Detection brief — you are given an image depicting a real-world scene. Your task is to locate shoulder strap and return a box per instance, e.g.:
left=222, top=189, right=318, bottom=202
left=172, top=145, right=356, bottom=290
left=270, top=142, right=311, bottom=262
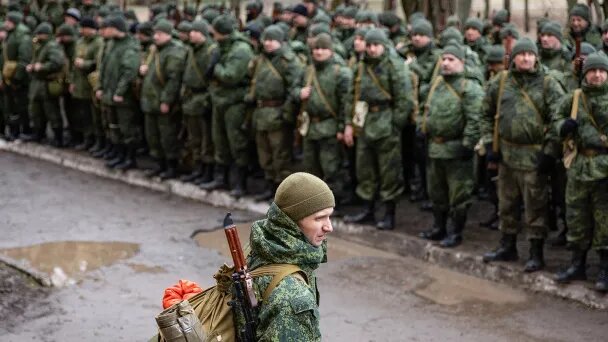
left=153, top=47, right=165, bottom=87
left=365, top=65, right=392, bottom=100
left=430, top=57, right=442, bottom=82
left=409, top=71, right=420, bottom=124
left=421, top=75, right=443, bottom=134
left=263, top=56, right=284, bottom=82
left=571, top=89, right=582, bottom=120
left=312, top=65, right=337, bottom=118
left=298, top=64, right=315, bottom=115
left=492, top=70, right=508, bottom=153
left=188, top=47, right=205, bottom=83
left=250, top=264, right=308, bottom=302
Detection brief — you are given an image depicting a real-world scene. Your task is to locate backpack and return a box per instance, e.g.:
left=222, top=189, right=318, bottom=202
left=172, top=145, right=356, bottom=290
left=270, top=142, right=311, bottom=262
left=151, top=263, right=308, bottom=342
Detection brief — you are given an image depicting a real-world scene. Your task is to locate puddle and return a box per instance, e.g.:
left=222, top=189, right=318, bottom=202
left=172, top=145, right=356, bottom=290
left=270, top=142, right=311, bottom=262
left=414, top=265, right=527, bottom=306
left=193, top=222, right=399, bottom=262
left=1, top=241, right=140, bottom=286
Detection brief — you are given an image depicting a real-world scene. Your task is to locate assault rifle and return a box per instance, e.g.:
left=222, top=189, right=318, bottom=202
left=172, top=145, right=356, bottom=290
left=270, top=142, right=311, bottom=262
left=224, top=213, right=257, bottom=342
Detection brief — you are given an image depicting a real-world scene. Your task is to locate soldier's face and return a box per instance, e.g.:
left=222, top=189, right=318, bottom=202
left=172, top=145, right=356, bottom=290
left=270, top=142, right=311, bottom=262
left=464, top=28, right=481, bottom=43
left=585, top=68, right=608, bottom=86
left=80, top=27, right=96, bottom=37
left=540, top=33, right=561, bottom=50
left=189, top=31, right=206, bottom=44
left=3, top=21, right=15, bottom=31
left=441, top=54, right=464, bottom=75
left=411, top=34, right=431, bottom=48
left=312, top=47, right=332, bottom=62
left=354, top=36, right=366, bottom=53
left=513, top=51, right=536, bottom=71
left=0, top=31, right=6, bottom=41
left=297, top=207, right=334, bottom=247
left=602, top=30, right=608, bottom=44
left=263, top=39, right=281, bottom=53
left=366, top=43, right=385, bottom=58
left=570, top=16, right=588, bottom=33
left=343, top=18, right=356, bottom=28
left=65, top=16, right=78, bottom=26
left=294, top=14, right=308, bottom=28
left=153, top=31, right=172, bottom=45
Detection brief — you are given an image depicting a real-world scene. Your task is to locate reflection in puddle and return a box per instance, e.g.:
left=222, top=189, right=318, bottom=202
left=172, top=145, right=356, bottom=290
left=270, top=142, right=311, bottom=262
left=0, top=241, right=140, bottom=286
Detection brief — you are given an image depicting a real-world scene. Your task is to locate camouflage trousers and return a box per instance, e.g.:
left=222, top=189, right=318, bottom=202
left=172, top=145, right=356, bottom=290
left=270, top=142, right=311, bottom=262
left=565, top=177, right=608, bottom=250
left=29, top=96, right=61, bottom=132
left=3, top=87, right=28, bottom=130
left=212, top=101, right=249, bottom=167
left=184, top=114, right=214, bottom=165
left=427, top=157, right=475, bottom=219
left=107, top=105, right=142, bottom=147
left=303, top=136, right=345, bottom=199
left=256, top=127, right=291, bottom=184
left=145, top=111, right=178, bottom=160
left=497, top=164, right=549, bottom=240
left=355, top=134, right=404, bottom=202
left=92, top=100, right=106, bottom=139
left=70, top=98, right=94, bottom=138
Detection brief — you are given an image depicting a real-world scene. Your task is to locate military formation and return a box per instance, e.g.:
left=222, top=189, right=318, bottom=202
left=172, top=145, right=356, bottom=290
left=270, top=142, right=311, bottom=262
left=0, top=0, right=607, bottom=292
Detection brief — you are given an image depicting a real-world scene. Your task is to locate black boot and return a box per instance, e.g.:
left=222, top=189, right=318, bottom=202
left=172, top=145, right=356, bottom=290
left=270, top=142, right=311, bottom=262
left=20, top=130, right=42, bottom=143
left=194, top=163, right=214, bottom=185
left=253, top=179, right=275, bottom=202
left=419, top=210, right=448, bottom=241
left=483, top=233, right=519, bottom=262
left=595, top=250, right=608, bottom=293
left=144, top=159, right=166, bottom=178
left=343, top=200, right=375, bottom=224
left=92, top=141, right=111, bottom=158
left=229, top=167, right=248, bottom=198
left=440, top=213, right=466, bottom=248
left=114, top=144, right=137, bottom=170
left=419, top=200, right=433, bottom=212
left=180, top=162, right=204, bottom=182
left=49, top=128, right=64, bottom=148
left=555, top=248, right=587, bottom=283
left=524, top=239, right=545, bottom=272
left=106, top=144, right=125, bottom=168
left=200, top=165, right=228, bottom=190
left=376, top=201, right=396, bottom=230
left=75, top=135, right=94, bottom=151
left=550, top=228, right=568, bottom=247
left=6, top=125, right=20, bottom=141
left=159, top=159, right=178, bottom=180
left=88, top=137, right=105, bottom=154
left=102, top=143, right=117, bottom=160
left=479, top=212, right=498, bottom=229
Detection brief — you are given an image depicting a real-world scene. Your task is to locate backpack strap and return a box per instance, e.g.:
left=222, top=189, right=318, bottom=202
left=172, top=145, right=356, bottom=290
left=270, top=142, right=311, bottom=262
left=250, top=264, right=308, bottom=302
left=311, top=65, right=338, bottom=118
left=570, top=89, right=582, bottom=120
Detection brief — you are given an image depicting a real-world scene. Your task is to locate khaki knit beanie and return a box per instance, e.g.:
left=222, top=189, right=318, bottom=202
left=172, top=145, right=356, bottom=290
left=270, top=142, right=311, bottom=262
left=274, top=172, right=335, bottom=222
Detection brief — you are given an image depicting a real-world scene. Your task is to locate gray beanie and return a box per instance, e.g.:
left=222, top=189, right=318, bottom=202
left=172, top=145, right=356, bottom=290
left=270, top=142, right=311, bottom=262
left=411, top=19, right=433, bottom=37
left=261, top=24, right=284, bottom=42
left=511, top=37, right=538, bottom=57
left=583, top=52, right=608, bottom=75
left=570, top=3, right=591, bottom=23
left=364, top=27, right=389, bottom=46
left=539, top=21, right=562, bottom=40
left=485, top=45, right=505, bottom=63
left=6, top=11, right=23, bottom=25
left=34, top=22, right=53, bottom=35
left=212, top=14, right=234, bottom=35
left=153, top=19, right=173, bottom=35
left=442, top=43, right=465, bottom=61
left=191, top=20, right=209, bottom=36
left=464, top=17, right=483, bottom=33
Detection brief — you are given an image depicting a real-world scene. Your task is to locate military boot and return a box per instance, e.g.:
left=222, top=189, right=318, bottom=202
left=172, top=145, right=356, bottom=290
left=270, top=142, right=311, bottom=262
left=555, top=248, right=587, bottom=283
left=199, top=165, right=228, bottom=190
left=343, top=200, right=375, bottom=224
left=194, top=163, right=214, bottom=185
left=114, top=144, right=137, bottom=170
left=88, top=137, right=106, bottom=154
left=180, top=162, right=204, bottom=183
left=159, top=159, right=178, bottom=180
left=75, top=135, right=94, bottom=151
left=144, top=159, right=166, bottom=178
left=106, top=144, right=126, bottom=168
left=6, top=125, right=20, bottom=141
left=49, top=128, right=64, bottom=148
left=229, top=167, right=248, bottom=198
left=20, top=130, right=42, bottom=143
left=102, top=143, right=118, bottom=160
left=523, top=239, right=545, bottom=272
left=550, top=228, right=568, bottom=247
left=483, top=233, right=519, bottom=262
left=595, top=250, right=608, bottom=293
left=92, top=141, right=111, bottom=158
left=440, top=213, right=466, bottom=248
left=419, top=209, right=448, bottom=241
left=253, top=179, right=275, bottom=202
left=376, top=201, right=396, bottom=230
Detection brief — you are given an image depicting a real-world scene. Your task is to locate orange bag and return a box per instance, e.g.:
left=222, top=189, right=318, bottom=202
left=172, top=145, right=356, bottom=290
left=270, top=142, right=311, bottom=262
left=162, top=279, right=203, bottom=309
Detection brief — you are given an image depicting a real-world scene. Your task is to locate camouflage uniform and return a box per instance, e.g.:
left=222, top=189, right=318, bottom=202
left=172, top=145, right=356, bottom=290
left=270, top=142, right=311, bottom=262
left=38, top=0, right=65, bottom=30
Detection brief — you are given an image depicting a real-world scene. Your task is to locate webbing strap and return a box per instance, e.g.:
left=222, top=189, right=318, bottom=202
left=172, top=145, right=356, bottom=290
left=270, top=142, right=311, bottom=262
left=492, top=70, right=508, bottom=153
left=250, top=264, right=308, bottom=302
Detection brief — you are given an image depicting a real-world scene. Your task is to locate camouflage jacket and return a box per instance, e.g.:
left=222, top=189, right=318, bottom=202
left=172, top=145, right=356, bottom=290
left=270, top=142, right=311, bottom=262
left=248, top=46, right=303, bottom=131
left=539, top=47, right=571, bottom=72
left=99, top=35, right=139, bottom=107
left=3, top=23, right=32, bottom=87
left=38, top=2, right=65, bottom=29
left=210, top=32, right=254, bottom=107
left=298, top=56, right=353, bottom=139
left=28, top=38, right=64, bottom=98
left=481, top=65, right=565, bottom=171
left=141, top=39, right=186, bottom=113
left=355, top=52, right=415, bottom=141
left=422, top=72, right=483, bottom=159
left=564, top=26, right=602, bottom=52
left=79, top=3, right=99, bottom=18
left=466, top=37, right=490, bottom=64
left=403, top=43, right=441, bottom=103
left=243, top=202, right=325, bottom=342
left=555, top=82, right=608, bottom=181
left=181, top=40, right=218, bottom=116
left=69, top=35, right=103, bottom=99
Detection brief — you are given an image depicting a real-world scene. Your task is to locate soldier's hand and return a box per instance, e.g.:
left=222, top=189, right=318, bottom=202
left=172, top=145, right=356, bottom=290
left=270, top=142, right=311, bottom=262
left=139, top=64, right=148, bottom=76
left=336, top=132, right=344, bottom=142
left=74, top=58, right=84, bottom=68
left=300, top=86, right=311, bottom=100
left=69, top=84, right=75, bottom=94
left=95, top=90, right=103, bottom=100
left=559, top=118, right=578, bottom=138
left=160, top=103, right=170, bottom=114
left=26, top=64, right=34, bottom=72
left=343, top=125, right=354, bottom=147
left=33, top=63, right=42, bottom=72
left=113, top=95, right=124, bottom=103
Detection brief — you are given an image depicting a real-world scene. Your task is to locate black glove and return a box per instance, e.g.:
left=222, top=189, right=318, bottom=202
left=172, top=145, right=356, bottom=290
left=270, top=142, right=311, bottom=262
left=485, top=143, right=501, bottom=163
left=559, top=118, right=578, bottom=138
left=537, top=153, right=556, bottom=175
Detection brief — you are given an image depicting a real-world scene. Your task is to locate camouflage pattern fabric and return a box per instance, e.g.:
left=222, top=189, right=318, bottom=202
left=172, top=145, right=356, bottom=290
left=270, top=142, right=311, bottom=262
left=565, top=177, right=608, bottom=250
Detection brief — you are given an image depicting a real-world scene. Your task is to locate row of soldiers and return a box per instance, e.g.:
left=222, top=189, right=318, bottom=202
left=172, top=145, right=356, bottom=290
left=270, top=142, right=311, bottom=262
left=0, top=0, right=606, bottom=291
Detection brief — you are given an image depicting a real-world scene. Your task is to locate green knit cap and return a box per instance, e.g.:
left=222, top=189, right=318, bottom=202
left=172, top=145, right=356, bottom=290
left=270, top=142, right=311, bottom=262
left=579, top=42, right=596, bottom=57
left=439, top=27, right=463, bottom=47
left=539, top=21, right=562, bottom=40
left=485, top=45, right=505, bottom=63
left=153, top=19, right=173, bottom=35
left=583, top=52, right=608, bottom=75
left=570, top=3, right=590, bottom=22
left=442, top=42, right=465, bottom=61
left=274, top=172, right=335, bottom=222
left=512, top=37, right=538, bottom=57
left=191, top=20, right=209, bottom=36
left=308, top=22, right=330, bottom=37
left=493, top=9, right=509, bottom=26
left=6, top=11, right=23, bottom=25
left=312, top=32, right=333, bottom=50
left=34, top=22, right=53, bottom=35
left=261, top=24, right=284, bottom=42
left=364, top=27, right=389, bottom=45
left=177, top=20, right=192, bottom=33
left=464, top=17, right=483, bottom=33
left=212, top=14, right=234, bottom=35
left=499, top=23, right=519, bottom=39
left=411, top=19, right=433, bottom=37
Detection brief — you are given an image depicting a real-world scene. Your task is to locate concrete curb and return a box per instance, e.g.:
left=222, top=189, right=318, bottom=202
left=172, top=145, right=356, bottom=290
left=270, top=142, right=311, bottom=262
left=1, top=139, right=606, bottom=309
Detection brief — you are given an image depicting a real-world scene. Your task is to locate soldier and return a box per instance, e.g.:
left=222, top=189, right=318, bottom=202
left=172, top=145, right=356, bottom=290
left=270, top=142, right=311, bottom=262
left=538, top=21, right=570, bottom=71
left=56, top=23, right=80, bottom=146
left=355, top=10, right=378, bottom=28
left=484, top=45, right=505, bottom=81
left=560, top=42, right=596, bottom=92
left=343, top=28, right=414, bottom=230
left=243, top=172, right=334, bottom=341
left=89, top=19, right=113, bottom=158
left=489, top=9, right=509, bottom=45
left=79, top=0, right=99, bottom=19
left=68, top=17, right=103, bottom=151
left=64, top=8, right=81, bottom=28
left=378, top=11, right=408, bottom=51
left=335, top=6, right=357, bottom=46
left=2, top=11, right=32, bottom=141
left=289, top=5, right=309, bottom=44
left=418, top=44, right=483, bottom=248
left=38, top=0, right=65, bottom=30
left=245, top=0, right=272, bottom=28
left=298, top=33, right=352, bottom=205
left=97, top=16, right=141, bottom=170
left=179, top=20, right=218, bottom=185
left=553, top=52, right=608, bottom=292
left=481, top=38, right=565, bottom=272
left=199, top=15, right=254, bottom=197
left=565, top=3, right=601, bottom=51
left=176, top=21, right=192, bottom=45
left=140, top=19, right=185, bottom=178
left=24, top=22, right=65, bottom=146
left=246, top=25, right=302, bottom=201
left=464, top=17, right=490, bottom=64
